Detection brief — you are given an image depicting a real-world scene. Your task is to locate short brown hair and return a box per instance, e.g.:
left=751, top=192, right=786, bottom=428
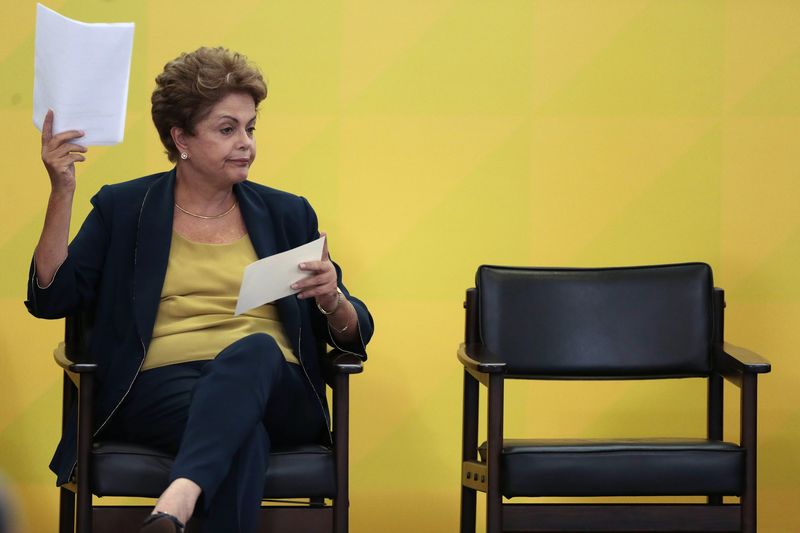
left=151, top=47, right=268, bottom=162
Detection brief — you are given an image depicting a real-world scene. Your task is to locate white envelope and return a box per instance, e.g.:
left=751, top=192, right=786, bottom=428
left=235, top=236, right=326, bottom=316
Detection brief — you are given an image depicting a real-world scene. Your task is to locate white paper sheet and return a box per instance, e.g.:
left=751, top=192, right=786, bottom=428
left=235, top=236, right=327, bottom=316
left=33, top=4, right=135, bottom=146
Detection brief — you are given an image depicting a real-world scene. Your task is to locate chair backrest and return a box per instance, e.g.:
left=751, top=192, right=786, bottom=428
left=476, top=263, right=714, bottom=378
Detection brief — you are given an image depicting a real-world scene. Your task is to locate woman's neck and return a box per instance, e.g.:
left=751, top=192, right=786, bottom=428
left=174, top=166, right=236, bottom=215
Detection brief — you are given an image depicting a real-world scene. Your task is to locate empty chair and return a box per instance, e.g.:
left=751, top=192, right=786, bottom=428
left=458, top=263, right=770, bottom=533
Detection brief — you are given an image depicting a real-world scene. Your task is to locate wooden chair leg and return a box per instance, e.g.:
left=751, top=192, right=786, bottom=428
left=76, top=371, right=95, bottom=533
left=333, top=373, right=350, bottom=533
left=486, top=375, right=503, bottom=533
left=460, top=370, right=479, bottom=533
left=460, top=487, right=477, bottom=533
left=708, top=294, right=725, bottom=507
left=333, top=498, right=346, bottom=533
left=59, top=487, right=75, bottom=533
left=706, top=373, right=724, bottom=507
left=60, top=373, right=77, bottom=533
left=741, top=374, right=758, bottom=533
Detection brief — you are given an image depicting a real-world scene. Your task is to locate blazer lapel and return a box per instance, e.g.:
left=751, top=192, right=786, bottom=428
left=236, top=182, right=278, bottom=260
left=132, top=170, right=175, bottom=350
left=236, top=182, right=302, bottom=350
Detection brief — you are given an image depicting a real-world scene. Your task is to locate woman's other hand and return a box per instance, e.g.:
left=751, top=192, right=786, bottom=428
left=293, top=232, right=359, bottom=341
left=293, top=232, right=338, bottom=305
left=41, top=109, right=87, bottom=192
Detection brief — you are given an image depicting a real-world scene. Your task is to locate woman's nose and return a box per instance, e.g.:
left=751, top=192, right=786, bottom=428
left=237, top=129, right=253, bottom=148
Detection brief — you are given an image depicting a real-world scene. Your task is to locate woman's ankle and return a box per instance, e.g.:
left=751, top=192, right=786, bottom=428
left=152, top=477, right=201, bottom=524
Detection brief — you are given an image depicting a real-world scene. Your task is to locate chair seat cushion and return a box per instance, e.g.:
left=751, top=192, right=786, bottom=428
left=90, top=441, right=336, bottom=499
left=478, top=438, right=743, bottom=498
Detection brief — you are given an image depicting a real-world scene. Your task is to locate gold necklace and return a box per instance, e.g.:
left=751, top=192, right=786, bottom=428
left=174, top=200, right=238, bottom=219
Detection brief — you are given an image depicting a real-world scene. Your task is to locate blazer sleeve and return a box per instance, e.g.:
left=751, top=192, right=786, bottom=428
left=25, top=186, right=112, bottom=319
left=301, top=197, right=374, bottom=359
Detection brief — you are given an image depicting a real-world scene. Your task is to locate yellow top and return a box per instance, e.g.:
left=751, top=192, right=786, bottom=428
left=142, top=231, right=299, bottom=371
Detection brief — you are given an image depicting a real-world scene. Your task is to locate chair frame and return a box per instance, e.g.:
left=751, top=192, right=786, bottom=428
left=56, top=312, right=363, bottom=533
left=458, top=286, right=771, bottom=533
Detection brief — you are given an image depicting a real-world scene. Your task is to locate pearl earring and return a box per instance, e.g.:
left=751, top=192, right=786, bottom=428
left=180, top=152, right=189, bottom=160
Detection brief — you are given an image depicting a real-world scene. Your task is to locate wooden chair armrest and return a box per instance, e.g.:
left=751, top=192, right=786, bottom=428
left=54, top=341, right=71, bottom=370
left=716, top=342, right=771, bottom=375
left=321, top=350, right=364, bottom=387
left=54, top=340, right=97, bottom=373
left=457, top=343, right=506, bottom=375
left=54, top=342, right=80, bottom=386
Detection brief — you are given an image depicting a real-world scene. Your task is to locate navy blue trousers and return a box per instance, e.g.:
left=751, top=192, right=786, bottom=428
left=102, top=333, right=328, bottom=532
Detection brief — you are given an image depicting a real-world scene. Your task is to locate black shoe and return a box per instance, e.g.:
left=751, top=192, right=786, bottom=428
left=140, top=511, right=185, bottom=533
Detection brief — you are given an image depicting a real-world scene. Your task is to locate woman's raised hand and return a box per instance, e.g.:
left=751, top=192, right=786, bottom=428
left=41, top=109, right=87, bottom=192
left=34, top=110, right=86, bottom=285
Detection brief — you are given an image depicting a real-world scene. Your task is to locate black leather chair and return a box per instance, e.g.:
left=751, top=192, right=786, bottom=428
left=458, top=263, right=771, bottom=533
left=55, top=311, right=363, bottom=533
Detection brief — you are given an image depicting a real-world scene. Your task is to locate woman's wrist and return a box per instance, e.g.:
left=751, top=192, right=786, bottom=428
left=315, top=289, right=356, bottom=337
left=327, top=299, right=355, bottom=335
left=48, top=186, right=76, bottom=203
left=316, top=288, right=342, bottom=315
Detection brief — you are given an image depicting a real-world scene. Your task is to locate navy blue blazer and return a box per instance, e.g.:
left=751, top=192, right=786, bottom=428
left=25, top=168, right=373, bottom=486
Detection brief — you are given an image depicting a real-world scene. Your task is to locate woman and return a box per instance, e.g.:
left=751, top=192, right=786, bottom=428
left=26, top=47, right=373, bottom=532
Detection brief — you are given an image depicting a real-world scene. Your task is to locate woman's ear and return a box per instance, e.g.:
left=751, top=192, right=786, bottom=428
left=171, top=126, right=189, bottom=154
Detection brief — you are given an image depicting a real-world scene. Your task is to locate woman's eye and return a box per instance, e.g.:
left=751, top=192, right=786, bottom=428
left=247, top=126, right=256, bottom=135
left=220, top=127, right=233, bottom=135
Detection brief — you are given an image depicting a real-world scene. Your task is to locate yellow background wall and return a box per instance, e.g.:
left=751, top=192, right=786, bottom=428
left=1, top=1, right=799, bottom=531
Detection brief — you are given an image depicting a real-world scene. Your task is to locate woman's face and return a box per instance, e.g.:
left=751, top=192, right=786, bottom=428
left=175, top=91, right=257, bottom=186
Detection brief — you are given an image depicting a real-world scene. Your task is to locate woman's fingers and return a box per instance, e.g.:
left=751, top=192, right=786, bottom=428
left=296, top=268, right=334, bottom=287
left=40, top=110, right=86, bottom=190
left=320, top=231, right=330, bottom=261
left=41, top=121, right=86, bottom=166
left=296, top=279, right=337, bottom=299
left=293, top=234, right=336, bottom=299
left=49, top=130, right=86, bottom=148
left=41, top=109, right=54, bottom=143
left=43, top=146, right=87, bottom=171
left=57, top=142, right=88, bottom=154
left=296, top=285, right=335, bottom=300
left=44, top=144, right=87, bottom=166
left=298, top=260, right=329, bottom=273
left=293, top=263, right=336, bottom=299
left=41, top=110, right=85, bottom=152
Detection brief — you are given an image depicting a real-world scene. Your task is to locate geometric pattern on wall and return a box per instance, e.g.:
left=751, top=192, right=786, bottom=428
left=1, top=1, right=799, bottom=531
